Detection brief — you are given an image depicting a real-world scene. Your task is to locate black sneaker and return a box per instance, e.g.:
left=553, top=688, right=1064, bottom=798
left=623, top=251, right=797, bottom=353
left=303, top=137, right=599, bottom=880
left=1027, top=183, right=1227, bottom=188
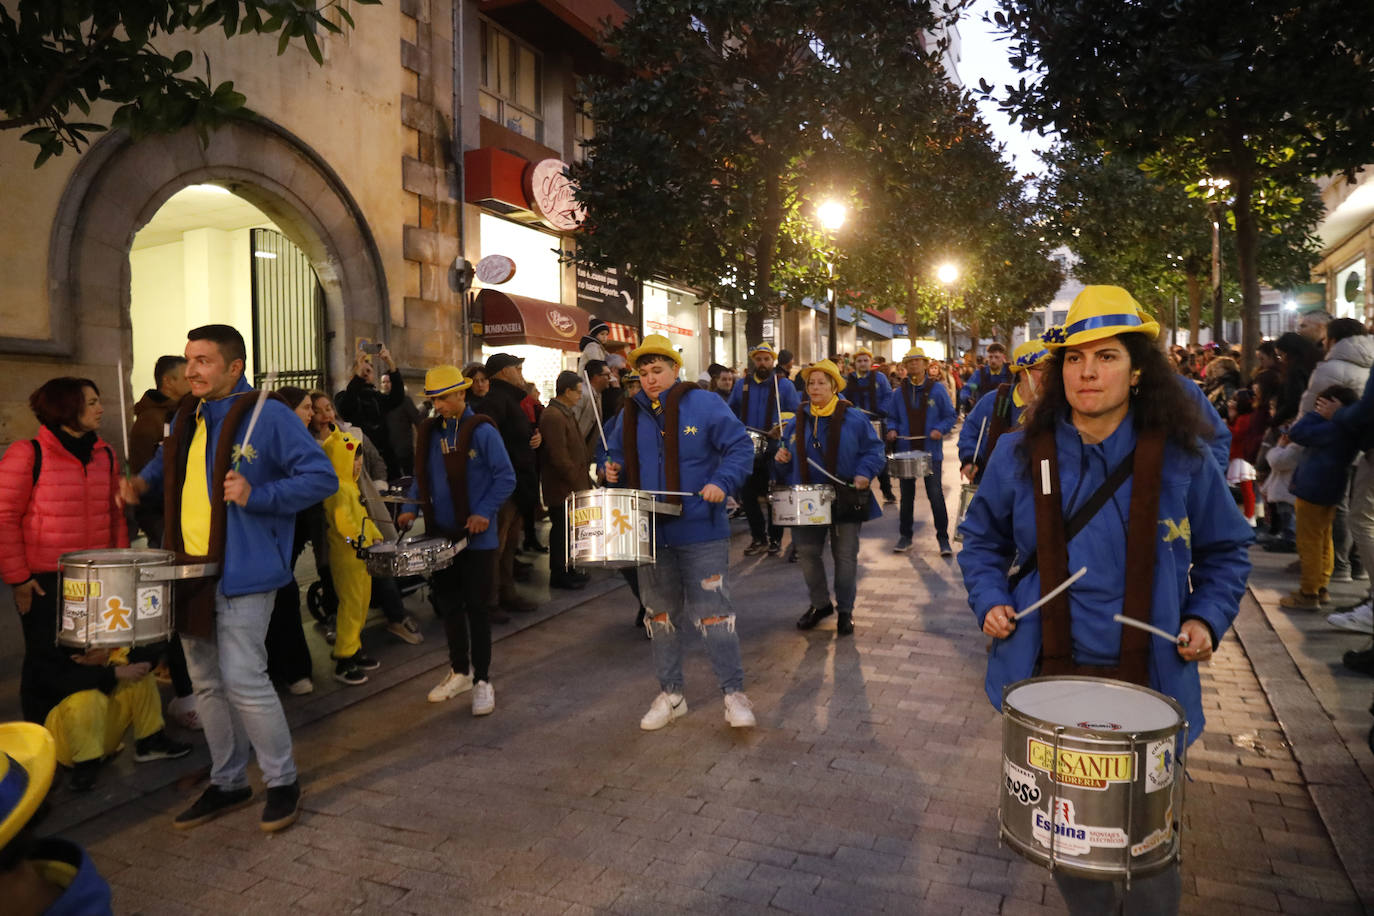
left=260, top=781, right=301, bottom=833
left=766, top=540, right=782, bottom=557
left=743, top=539, right=768, bottom=557
left=173, top=785, right=253, bottom=830
left=134, top=730, right=193, bottom=763
left=893, top=536, right=913, bottom=553
left=70, top=759, right=100, bottom=792
left=836, top=612, right=854, bottom=636
left=1343, top=646, right=1374, bottom=676
left=350, top=652, right=381, bottom=671
left=796, top=605, right=834, bottom=630
left=938, top=539, right=954, bottom=557
left=333, top=659, right=368, bottom=686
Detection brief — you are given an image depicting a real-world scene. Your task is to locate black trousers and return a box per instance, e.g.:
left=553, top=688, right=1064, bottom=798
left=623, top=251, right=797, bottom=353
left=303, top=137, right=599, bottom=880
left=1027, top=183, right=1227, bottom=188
left=741, top=449, right=781, bottom=544
left=267, top=583, right=314, bottom=684
left=899, top=472, right=949, bottom=541
left=433, top=548, right=494, bottom=681
left=548, top=499, right=570, bottom=578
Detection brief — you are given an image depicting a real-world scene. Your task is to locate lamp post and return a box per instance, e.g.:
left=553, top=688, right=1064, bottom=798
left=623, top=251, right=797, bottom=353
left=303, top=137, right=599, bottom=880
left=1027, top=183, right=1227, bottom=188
left=937, top=262, right=959, bottom=363
left=817, top=200, right=847, bottom=360
left=1200, top=177, right=1230, bottom=344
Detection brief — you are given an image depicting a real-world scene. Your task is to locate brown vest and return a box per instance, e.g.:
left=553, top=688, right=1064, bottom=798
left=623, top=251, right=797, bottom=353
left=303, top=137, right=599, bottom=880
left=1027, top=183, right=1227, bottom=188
left=796, top=402, right=848, bottom=484
left=622, top=382, right=696, bottom=506
left=974, top=383, right=1016, bottom=478
left=736, top=373, right=779, bottom=428
left=414, top=414, right=497, bottom=539
left=1029, top=428, right=1166, bottom=685
left=161, top=392, right=264, bottom=638
left=901, top=379, right=931, bottom=443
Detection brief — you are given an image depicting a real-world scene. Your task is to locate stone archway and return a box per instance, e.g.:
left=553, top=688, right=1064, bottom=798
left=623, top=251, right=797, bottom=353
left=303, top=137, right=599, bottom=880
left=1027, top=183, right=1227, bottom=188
left=46, top=115, right=388, bottom=387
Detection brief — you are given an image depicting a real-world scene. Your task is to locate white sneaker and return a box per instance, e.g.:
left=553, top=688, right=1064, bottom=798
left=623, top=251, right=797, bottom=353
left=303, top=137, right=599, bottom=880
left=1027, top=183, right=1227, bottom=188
left=472, top=680, right=495, bottom=716
left=1327, top=601, right=1374, bottom=633
left=427, top=669, right=474, bottom=703
left=640, top=692, right=688, bottom=730
left=287, top=678, right=314, bottom=696
left=167, top=695, right=202, bottom=731
left=723, top=692, right=756, bottom=728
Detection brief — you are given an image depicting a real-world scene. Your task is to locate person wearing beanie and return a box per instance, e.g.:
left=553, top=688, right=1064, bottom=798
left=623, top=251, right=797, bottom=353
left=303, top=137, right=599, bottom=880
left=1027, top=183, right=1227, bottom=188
left=578, top=317, right=614, bottom=376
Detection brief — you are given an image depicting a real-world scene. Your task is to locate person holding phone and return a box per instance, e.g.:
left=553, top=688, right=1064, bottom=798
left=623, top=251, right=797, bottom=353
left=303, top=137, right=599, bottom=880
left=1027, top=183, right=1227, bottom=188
left=335, top=341, right=406, bottom=480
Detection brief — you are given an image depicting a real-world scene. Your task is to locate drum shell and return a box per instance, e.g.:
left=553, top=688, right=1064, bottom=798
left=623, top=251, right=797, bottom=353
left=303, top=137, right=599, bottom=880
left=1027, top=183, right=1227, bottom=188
left=769, top=484, right=834, bottom=526
left=58, top=549, right=177, bottom=649
left=747, top=430, right=767, bottom=461
left=887, top=450, right=933, bottom=478
left=953, top=483, right=977, bottom=542
left=567, top=489, right=658, bottom=568
left=364, top=537, right=460, bottom=577
left=999, top=677, right=1186, bottom=880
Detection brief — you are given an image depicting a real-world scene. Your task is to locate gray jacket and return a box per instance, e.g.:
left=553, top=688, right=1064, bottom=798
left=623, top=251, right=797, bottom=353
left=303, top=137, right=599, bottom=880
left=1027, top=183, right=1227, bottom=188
left=1300, top=335, right=1374, bottom=415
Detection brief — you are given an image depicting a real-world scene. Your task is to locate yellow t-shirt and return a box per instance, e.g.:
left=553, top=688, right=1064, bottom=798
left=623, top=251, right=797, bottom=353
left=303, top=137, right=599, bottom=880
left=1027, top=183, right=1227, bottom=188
left=180, top=411, right=212, bottom=555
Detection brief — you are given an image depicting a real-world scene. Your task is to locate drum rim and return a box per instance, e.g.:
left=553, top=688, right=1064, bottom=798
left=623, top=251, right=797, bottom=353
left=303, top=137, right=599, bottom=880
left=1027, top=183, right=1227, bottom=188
left=768, top=483, right=835, bottom=495
left=60, top=548, right=177, bottom=567
left=999, top=826, right=1180, bottom=879
left=1002, top=675, right=1187, bottom=741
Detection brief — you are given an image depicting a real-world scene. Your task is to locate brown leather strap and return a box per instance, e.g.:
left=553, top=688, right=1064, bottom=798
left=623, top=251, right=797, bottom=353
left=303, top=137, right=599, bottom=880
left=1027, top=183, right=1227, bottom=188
left=797, top=402, right=847, bottom=484
left=623, top=398, right=641, bottom=490
left=416, top=414, right=496, bottom=537
left=975, top=383, right=1016, bottom=478
left=622, top=383, right=694, bottom=504
left=903, top=379, right=930, bottom=444
left=1030, top=430, right=1072, bottom=673
left=850, top=374, right=878, bottom=412
left=1118, top=431, right=1166, bottom=684
left=738, top=375, right=778, bottom=426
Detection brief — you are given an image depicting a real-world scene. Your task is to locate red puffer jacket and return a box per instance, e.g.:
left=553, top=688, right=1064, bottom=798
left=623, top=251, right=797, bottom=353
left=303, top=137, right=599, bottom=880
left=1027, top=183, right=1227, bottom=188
left=0, top=426, right=128, bottom=584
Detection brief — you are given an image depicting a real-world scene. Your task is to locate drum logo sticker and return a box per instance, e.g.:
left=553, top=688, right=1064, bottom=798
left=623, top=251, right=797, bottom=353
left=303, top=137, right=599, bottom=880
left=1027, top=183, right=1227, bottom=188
left=1131, top=805, right=1174, bottom=857
left=610, top=509, right=633, bottom=535
left=102, top=597, right=134, bottom=632
left=1027, top=739, right=1133, bottom=790
left=573, top=506, right=603, bottom=527
left=638, top=516, right=651, bottom=543
left=62, top=579, right=101, bottom=600
left=136, top=587, right=163, bottom=621
left=1032, top=799, right=1128, bottom=855
left=1004, top=758, right=1042, bottom=806
left=1145, top=739, right=1174, bottom=793
left=1076, top=720, right=1123, bottom=731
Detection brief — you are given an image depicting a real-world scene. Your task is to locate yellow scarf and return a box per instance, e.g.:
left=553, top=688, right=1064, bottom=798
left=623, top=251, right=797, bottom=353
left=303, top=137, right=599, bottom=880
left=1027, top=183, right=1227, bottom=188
left=810, top=395, right=839, bottom=417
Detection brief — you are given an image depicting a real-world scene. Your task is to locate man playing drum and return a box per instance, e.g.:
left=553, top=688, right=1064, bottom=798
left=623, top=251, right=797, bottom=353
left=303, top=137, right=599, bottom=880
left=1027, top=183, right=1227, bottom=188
left=728, top=342, right=800, bottom=557
left=883, top=347, right=956, bottom=555
left=958, top=287, right=1252, bottom=914
left=398, top=366, right=516, bottom=716
left=844, top=348, right=896, bottom=505
left=774, top=360, right=886, bottom=635
left=122, top=324, right=337, bottom=833
left=958, top=338, right=1050, bottom=485
left=604, top=334, right=758, bottom=730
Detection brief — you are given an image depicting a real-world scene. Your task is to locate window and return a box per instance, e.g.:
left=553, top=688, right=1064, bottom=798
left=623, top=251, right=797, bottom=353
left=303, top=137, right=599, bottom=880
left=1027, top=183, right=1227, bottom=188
left=573, top=106, right=594, bottom=163
left=480, top=20, right=543, bottom=143
left=1051, top=309, right=1068, bottom=325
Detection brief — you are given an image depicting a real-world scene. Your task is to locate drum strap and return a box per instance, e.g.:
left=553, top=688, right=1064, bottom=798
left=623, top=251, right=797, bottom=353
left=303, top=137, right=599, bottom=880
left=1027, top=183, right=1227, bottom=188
left=622, top=382, right=695, bottom=506
left=974, top=384, right=1016, bottom=482
left=161, top=392, right=264, bottom=638
left=415, top=414, right=496, bottom=537
left=850, top=374, right=876, bottom=412
left=737, top=375, right=777, bottom=427
left=796, top=402, right=847, bottom=484
left=903, top=379, right=930, bottom=443
left=1031, top=428, right=1166, bottom=685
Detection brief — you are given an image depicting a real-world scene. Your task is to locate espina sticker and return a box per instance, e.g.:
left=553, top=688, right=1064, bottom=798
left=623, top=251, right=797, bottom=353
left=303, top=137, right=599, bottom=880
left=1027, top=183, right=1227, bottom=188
left=1026, top=739, right=1133, bottom=790
left=1032, top=799, right=1128, bottom=856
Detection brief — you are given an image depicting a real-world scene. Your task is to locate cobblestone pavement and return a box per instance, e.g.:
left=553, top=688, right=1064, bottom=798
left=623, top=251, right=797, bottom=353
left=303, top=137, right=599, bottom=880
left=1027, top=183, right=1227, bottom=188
left=49, top=461, right=1372, bottom=913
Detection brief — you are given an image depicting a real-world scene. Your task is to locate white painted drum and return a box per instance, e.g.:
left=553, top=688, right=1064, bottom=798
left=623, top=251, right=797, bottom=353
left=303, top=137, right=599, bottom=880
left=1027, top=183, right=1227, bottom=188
left=59, top=549, right=177, bottom=649
left=567, top=488, right=678, bottom=568
left=768, top=484, right=834, bottom=526
left=887, top=450, right=933, bottom=478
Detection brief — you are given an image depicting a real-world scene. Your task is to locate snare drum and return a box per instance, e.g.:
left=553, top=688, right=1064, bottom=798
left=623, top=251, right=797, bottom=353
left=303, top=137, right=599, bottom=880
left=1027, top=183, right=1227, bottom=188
left=747, top=430, right=767, bottom=462
left=769, top=484, right=834, bottom=526
left=363, top=537, right=461, bottom=577
left=953, top=483, right=978, bottom=541
left=567, top=488, right=680, bottom=569
left=58, top=548, right=217, bottom=649
left=887, top=449, right=933, bottom=478
left=1000, top=677, right=1187, bottom=881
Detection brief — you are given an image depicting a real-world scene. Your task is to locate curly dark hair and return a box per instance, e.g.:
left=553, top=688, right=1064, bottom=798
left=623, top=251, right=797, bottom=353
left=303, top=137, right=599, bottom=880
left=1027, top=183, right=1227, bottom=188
left=1020, top=333, right=1211, bottom=465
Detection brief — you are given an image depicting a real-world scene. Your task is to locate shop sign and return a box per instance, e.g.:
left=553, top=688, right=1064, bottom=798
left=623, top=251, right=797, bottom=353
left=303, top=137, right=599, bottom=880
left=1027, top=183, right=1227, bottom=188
left=475, top=254, right=517, bottom=285
left=575, top=262, right=637, bottom=325
left=524, top=159, right=586, bottom=232
left=647, top=318, right=695, bottom=338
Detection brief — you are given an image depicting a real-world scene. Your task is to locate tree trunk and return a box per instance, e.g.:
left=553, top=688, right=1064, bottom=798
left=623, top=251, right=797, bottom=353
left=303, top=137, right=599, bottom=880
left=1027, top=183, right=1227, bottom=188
left=746, top=168, right=785, bottom=349
left=1185, top=271, right=1202, bottom=343
left=1231, top=168, right=1262, bottom=378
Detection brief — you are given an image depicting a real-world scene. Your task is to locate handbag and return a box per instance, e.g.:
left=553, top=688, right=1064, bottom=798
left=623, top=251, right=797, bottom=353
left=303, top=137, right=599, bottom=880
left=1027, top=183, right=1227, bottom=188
left=832, top=483, right=874, bottom=524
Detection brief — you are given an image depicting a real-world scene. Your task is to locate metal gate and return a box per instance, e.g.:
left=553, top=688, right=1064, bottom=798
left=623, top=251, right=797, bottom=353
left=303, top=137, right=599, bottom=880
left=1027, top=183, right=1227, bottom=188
left=250, top=227, right=327, bottom=390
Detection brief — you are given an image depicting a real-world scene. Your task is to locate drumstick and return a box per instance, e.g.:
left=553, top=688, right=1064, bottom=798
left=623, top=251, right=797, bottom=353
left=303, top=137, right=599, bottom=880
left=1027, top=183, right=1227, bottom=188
left=582, top=370, right=609, bottom=454
left=806, top=457, right=850, bottom=487
left=1112, top=614, right=1190, bottom=646
left=971, top=417, right=989, bottom=465
left=1012, top=566, right=1088, bottom=620
left=772, top=370, right=783, bottom=431
left=639, top=489, right=697, bottom=497
left=115, top=358, right=132, bottom=475
left=895, top=433, right=927, bottom=441
left=234, top=371, right=277, bottom=471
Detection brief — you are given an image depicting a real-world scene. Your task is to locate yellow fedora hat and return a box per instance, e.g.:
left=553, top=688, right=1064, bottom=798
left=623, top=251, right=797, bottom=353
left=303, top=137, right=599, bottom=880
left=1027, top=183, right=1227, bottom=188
left=1010, top=339, right=1052, bottom=372
left=1043, top=286, right=1160, bottom=348
left=629, top=334, right=683, bottom=367
left=424, top=365, right=472, bottom=397
left=0, top=722, right=56, bottom=849
left=801, top=359, right=847, bottom=392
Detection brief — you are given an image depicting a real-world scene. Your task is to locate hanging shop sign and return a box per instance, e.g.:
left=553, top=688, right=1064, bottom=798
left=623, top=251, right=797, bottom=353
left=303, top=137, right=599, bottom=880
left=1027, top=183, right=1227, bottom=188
left=574, top=262, right=637, bottom=326
left=475, top=254, right=517, bottom=285
left=524, top=159, right=585, bottom=232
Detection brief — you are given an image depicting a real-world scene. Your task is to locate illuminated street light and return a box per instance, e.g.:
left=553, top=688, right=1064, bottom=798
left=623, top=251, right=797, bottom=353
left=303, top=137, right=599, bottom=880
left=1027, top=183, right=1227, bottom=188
left=817, top=200, right=848, bottom=358
left=817, top=200, right=847, bottom=232
left=937, top=262, right=959, bottom=285
left=936, top=263, right=959, bottom=361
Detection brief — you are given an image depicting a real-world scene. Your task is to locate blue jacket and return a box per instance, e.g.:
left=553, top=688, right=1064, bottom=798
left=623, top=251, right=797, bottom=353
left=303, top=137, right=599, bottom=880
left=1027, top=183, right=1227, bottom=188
left=139, top=377, right=338, bottom=597
left=883, top=378, right=955, bottom=461
left=605, top=387, right=754, bottom=546
left=1289, top=410, right=1360, bottom=506
left=956, top=411, right=1253, bottom=741
left=728, top=371, right=800, bottom=430
left=404, top=408, right=516, bottom=550
left=843, top=371, right=892, bottom=417
left=1332, top=368, right=1374, bottom=452
left=1178, top=375, right=1231, bottom=474
left=34, top=839, right=112, bottom=916
left=961, top=364, right=1014, bottom=406
left=958, top=384, right=1023, bottom=467
left=774, top=401, right=887, bottom=521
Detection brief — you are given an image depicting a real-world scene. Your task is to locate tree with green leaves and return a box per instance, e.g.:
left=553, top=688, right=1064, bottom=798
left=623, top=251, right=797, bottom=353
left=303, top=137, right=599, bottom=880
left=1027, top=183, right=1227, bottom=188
left=0, top=0, right=377, bottom=166
left=987, top=0, right=1374, bottom=371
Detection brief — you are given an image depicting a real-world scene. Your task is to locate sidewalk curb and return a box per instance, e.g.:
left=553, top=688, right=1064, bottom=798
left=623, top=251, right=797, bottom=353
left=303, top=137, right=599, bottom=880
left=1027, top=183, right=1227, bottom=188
left=1232, top=587, right=1374, bottom=909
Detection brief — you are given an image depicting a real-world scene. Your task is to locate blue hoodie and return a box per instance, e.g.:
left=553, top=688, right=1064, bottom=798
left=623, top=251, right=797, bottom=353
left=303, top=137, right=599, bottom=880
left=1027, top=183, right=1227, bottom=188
left=956, top=411, right=1253, bottom=741
left=139, top=377, right=338, bottom=597
left=883, top=378, right=955, bottom=461
left=774, top=401, right=886, bottom=521
left=1288, top=410, right=1361, bottom=506
left=728, top=370, right=800, bottom=430
left=958, top=384, right=1023, bottom=468
left=843, top=370, right=892, bottom=417
left=404, top=408, right=516, bottom=550
left=605, top=386, right=754, bottom=546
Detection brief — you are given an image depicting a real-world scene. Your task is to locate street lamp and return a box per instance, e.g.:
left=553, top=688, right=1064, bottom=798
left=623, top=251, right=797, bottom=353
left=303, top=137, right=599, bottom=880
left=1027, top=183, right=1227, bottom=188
left=817, top=200, right=847, bottom=359
left=937, top=262, right=959, bottom=363
left=1200, top=177, right=1230, bottom=344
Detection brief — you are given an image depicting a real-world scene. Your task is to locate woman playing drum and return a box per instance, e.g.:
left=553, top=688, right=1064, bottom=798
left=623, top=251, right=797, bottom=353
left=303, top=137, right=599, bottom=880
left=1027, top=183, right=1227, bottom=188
left=774, top=360, right=886, bottom=636
left=957, top=287, right=1253, bottom=914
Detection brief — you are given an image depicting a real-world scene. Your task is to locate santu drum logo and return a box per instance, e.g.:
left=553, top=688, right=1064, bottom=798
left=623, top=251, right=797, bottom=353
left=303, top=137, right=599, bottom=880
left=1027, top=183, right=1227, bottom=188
left=1026, top=739, right=1133, bottom=790
left=547, top=308, right=578, bottom=338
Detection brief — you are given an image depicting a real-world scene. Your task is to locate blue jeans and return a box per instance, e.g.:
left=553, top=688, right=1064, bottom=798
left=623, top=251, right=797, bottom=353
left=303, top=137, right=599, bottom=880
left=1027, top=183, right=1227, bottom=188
left=641, top=539, right=744, bottom=694
left=792, top=522, right=861, bottom=614
left=899, top=469, right=949, bottom=540
left=182, top=590, right=297, bottom=790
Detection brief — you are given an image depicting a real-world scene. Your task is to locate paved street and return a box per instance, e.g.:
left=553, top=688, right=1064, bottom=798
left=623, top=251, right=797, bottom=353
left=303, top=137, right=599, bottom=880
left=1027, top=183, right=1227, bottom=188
left=41, top=455, right=1371, bottom=914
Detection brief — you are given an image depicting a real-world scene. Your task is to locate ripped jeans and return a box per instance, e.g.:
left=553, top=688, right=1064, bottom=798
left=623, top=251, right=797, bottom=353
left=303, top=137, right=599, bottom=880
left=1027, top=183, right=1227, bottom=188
left=640, top=538, right=745, bottom=695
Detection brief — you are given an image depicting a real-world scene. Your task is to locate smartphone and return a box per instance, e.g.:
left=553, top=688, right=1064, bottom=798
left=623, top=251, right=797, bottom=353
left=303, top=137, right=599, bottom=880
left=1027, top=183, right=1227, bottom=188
left=359, top=341, right=382, bottom=355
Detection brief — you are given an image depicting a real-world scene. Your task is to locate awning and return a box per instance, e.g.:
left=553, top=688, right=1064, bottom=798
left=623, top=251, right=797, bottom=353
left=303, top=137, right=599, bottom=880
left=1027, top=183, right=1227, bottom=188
left=476, top=288, right=590, bottom=351
left=605, top=321, right=638, bottom=346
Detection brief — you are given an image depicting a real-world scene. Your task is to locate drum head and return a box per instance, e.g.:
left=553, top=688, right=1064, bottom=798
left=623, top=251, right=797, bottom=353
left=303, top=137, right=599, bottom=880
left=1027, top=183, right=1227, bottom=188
left=61, top=548, right=176, bottom=566
left=1006, top=678, right=1180, bottom=733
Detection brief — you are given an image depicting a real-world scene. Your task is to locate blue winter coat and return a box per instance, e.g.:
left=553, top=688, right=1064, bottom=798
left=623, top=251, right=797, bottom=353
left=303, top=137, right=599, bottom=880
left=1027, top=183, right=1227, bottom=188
left=883, top=378, right=955, bottom=462
left=404, top=408, right=517, bottom=550
left=605, top=387, right=755, bottom=546
left=774, top=402, right=886, bottom=521
left=958, top=385, right=1023, bottom=467
left=1332, top=368, right=1374, bottom=452
left=1288, top=411, right=1361, bottom=506
left=728, top=371, right=800, bottom=430
left=956, top=411, right=1253, bottom=741
left=1178, top=375, right=1231, bottom=474
left=843, top=371, right=892, bottom=417
left=139, top=377, right=338, bottom=597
